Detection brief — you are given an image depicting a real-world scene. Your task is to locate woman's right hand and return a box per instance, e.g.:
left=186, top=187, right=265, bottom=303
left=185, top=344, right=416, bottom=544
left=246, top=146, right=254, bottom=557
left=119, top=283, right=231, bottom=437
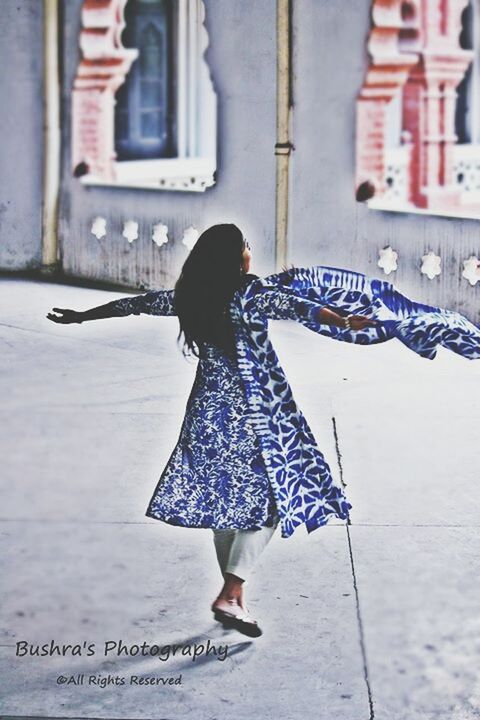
left=346, top=314, right=379, bottom=330
left=46, top=308, right=84, bottom=324
left=317, top=307, right=380, bottom=330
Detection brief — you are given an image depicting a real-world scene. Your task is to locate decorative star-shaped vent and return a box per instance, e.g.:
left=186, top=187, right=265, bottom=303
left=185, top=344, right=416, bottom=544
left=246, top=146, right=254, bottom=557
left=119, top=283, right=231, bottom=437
left=182, top=226, right=200, bottom=251
left=378, top=246, right=398, bottom=275
left=421, top=251, right=441, bottom=280
left=152, top=223, right=169, bottom=247
left=91, top=217, right=107, bottom=239
left=462, top=255, right=480, bottom=286
left=122, top=220, right=139, bottom=243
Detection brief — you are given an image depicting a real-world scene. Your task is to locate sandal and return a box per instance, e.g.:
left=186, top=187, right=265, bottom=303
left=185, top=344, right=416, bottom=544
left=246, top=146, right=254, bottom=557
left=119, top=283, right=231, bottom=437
left=212, top=599, right=263, bottom=638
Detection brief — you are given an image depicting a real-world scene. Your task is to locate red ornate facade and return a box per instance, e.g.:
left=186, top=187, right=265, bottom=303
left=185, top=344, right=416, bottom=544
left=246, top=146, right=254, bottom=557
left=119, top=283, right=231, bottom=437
left=356, top=0, right=475, bottom=212
left=72, top=0, right=137, bottom=180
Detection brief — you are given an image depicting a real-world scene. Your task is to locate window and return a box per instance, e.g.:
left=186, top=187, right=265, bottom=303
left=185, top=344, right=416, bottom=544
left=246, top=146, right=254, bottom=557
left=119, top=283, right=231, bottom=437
left=115, top=0, right=176, bottom=161
left=453, top=1, right=480, bottom=202
left=356, top=0, right=478, bottom=218
left=72, top=0, right=217, bottom=192
left=455, top=2, right=475, bottom=145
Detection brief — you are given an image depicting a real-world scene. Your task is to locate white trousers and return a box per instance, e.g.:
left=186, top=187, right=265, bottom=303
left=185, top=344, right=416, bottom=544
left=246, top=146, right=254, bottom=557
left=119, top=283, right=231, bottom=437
left=212, top=518, right=279, bottom=582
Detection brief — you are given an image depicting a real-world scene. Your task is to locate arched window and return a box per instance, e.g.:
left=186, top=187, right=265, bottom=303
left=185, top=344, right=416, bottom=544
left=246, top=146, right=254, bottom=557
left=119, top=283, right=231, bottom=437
left=452, top=1, right=480, bottom=201
left=455, top=0, right=480, bottom=145
left=115, top=0, right=175, bottom=160
left=72, top=0, right=217, bottom=192
left=455, top=1, right=475, bottom=144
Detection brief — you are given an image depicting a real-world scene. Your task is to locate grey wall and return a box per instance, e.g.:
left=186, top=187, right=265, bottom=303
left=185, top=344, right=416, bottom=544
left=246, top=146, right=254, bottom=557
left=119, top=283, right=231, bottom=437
left=289, top=0, right=480, bottom=323
left=58, top=0, right=277, bottom=289
left=3, top=0, right=478, bottom=322
left=0, top=0, right=43, bottom=270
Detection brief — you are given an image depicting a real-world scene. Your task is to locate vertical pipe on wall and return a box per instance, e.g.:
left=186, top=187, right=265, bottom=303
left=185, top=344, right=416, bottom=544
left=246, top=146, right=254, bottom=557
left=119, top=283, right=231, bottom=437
left=41, top=0, right=60, bottom=273
left=177, top=0, right=188, bottom=157
left=275, top=0, right=292, bottom=271
left=188, top=1, right=198, bottom=156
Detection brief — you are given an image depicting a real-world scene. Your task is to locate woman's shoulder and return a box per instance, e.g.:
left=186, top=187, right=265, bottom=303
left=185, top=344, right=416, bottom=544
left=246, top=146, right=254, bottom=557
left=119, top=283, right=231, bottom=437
left=234, top=272, right=259, bottom=295
left=242, top=272, right=261, bottom=285
left=232, top=273, right=264, bottom=303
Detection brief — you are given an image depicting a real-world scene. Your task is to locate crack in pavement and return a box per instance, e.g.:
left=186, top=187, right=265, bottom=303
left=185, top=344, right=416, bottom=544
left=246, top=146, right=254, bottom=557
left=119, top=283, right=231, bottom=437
left=332, top=415, right=375, bottom=720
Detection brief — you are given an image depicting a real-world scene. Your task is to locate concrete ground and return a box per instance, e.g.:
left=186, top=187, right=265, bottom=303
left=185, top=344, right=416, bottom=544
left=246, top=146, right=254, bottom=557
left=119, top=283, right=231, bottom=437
left=1, top=276, right=479, bottom=720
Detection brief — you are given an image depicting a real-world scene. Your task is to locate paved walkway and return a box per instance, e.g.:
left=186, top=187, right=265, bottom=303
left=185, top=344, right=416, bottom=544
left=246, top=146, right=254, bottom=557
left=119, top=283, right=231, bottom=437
left=1, top=277, right=479, bottom=720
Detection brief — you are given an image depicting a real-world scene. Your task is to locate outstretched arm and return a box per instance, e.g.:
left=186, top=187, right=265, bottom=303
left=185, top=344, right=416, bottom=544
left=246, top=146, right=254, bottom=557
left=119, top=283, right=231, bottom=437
left=250, top=284, right=379, bottom=330
left=47, top=301, right=126, bottom=324
left=315, top=306, right=378, bottom=330
left=47, top=289, right=176, bottom=324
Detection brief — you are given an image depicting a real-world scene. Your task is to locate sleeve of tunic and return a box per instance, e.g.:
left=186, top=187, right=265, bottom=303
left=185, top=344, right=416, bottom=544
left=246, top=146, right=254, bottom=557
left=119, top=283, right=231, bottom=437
left=251, top=285, right=323, bottom=324
left=90, top=289, right=176, bottom=319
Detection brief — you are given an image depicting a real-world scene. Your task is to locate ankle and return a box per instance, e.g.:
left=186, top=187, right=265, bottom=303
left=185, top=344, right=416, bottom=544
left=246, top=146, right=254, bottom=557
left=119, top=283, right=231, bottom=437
left=224, top=571, right=244, bottom=583
left=218, top=590, right=240, bottom=602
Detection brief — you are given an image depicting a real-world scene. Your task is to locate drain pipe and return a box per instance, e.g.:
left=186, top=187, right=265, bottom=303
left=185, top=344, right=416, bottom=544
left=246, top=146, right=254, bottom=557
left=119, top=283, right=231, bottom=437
left=41, top=0, right=61, bottom=274
left=275, top=0, right=293, bottom=271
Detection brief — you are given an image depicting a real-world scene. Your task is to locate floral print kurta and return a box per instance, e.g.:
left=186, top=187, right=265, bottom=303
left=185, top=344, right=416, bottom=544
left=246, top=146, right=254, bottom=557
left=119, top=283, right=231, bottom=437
left=147, top=341, right=279, bottom=531
left=110, top=265, right=480, bottom=539
left=109, top=284, right=280, bottom=533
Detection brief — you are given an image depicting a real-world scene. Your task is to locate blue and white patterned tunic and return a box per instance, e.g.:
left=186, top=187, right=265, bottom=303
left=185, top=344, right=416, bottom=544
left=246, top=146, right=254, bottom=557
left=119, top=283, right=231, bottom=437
left=111, top=265, right=480, bottom=539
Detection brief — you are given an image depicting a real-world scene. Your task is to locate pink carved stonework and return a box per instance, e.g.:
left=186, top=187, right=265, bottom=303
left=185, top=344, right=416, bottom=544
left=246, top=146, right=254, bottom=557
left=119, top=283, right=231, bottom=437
left=72, top=0, right=137, bottom=181
left=402, top=0, right=473, bottom=209
left=356, top=1, right=419, bottom=195
left=356, top=0, right=475, bottom=211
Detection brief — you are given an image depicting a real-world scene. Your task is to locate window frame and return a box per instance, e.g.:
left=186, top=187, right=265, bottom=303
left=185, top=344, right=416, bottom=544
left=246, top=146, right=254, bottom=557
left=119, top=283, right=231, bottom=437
left=72, top=0, right=217, bottom=193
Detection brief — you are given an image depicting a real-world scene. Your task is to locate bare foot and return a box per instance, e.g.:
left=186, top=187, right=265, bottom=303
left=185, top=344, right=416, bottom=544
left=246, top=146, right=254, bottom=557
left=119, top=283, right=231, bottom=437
left=212, top=597, right=242, bottom=615
left=211, top=572, right=245, bottom=612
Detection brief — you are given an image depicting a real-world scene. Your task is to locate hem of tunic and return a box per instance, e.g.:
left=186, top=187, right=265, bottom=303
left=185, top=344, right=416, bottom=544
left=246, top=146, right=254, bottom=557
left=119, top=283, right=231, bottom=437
left=278, top=501, right=353, bottom=538
left=145, top=501, right=352, bottom=536
left=144, top=508, right=278, bottom=531
left=305, top=506, right=352, bottom=534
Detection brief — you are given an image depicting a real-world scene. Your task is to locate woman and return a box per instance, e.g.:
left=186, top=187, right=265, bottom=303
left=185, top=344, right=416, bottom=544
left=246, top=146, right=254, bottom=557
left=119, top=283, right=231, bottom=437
left=47, top=223, right=480, bottom=637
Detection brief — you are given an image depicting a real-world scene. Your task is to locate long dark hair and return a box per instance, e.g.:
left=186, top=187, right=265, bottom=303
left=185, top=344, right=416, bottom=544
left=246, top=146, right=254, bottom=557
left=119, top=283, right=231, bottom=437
left=174, top=223, right=252, bottom=357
